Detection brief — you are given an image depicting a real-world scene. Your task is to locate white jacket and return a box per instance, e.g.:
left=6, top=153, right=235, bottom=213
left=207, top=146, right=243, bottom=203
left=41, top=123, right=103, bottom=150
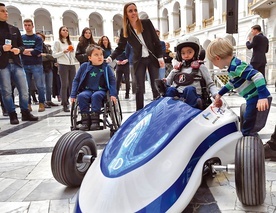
left=52, top=40, right=77, bottom=65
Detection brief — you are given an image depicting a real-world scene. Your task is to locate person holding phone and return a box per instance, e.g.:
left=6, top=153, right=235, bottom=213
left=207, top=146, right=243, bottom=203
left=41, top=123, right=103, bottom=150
left=0, top=3, right=38, bottom=124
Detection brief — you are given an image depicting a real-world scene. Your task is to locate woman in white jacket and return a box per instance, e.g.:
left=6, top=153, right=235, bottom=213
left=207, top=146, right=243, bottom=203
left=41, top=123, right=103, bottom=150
left=53, top=26, right=76, bottom=112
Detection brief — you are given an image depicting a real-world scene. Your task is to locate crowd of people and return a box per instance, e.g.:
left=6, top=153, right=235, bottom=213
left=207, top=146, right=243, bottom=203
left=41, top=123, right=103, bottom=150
left=0, top=2, right=275, bottom=159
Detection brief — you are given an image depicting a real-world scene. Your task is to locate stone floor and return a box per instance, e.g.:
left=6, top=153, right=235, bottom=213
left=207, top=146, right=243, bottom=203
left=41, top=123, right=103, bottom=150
left=0, top=83, right=275, bottom=213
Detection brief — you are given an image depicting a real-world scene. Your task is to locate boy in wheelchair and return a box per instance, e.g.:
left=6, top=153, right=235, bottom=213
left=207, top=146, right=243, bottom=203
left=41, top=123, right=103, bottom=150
left=70, top=44, right=117, bottom=131
left=159, top=35, right=217, bottom=109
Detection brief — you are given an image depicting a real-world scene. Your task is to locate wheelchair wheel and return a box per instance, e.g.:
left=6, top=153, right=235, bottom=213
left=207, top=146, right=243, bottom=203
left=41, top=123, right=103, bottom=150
left=106, top=96, right=122, bottom=134
left=235, top=136, right=266, bottom=206
left=71, top=100, right=81, bottom=131
left=51, top=130, right=97, bottom=187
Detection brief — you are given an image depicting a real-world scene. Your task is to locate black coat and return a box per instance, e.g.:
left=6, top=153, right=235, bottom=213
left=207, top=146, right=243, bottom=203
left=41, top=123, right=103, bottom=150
left=246, top=33, right=269, bottom=64
left=75, top=41, right=89, bottom=65
left=110, top=19, right=163, bottom=70
left=0, top=21, right=25, bottom=69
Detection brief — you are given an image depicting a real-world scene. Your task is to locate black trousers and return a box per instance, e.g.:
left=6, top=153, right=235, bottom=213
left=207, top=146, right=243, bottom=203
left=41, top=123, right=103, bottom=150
left=116, top=63, right=130, bottom=96
left=134, top=57, right=159, bottom=111
left=250, top=62, right=266, bottom=79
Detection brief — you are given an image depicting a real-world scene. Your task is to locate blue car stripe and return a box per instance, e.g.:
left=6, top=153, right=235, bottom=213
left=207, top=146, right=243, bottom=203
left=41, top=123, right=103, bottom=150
left=136, top=122, right=237, bottom=212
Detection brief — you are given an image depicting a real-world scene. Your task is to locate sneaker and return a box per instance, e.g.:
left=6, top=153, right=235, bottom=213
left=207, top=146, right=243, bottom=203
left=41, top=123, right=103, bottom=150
left=38, top=103, right=45, bottom=112
left=264, top=143, right=276, bottom=161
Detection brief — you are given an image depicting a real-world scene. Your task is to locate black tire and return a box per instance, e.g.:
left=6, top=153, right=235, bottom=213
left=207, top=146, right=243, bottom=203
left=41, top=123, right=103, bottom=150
left=239, top=103, right=246, bottom=131
left=51, top=131, right=97, bottom=187
left=107, top=96, right=122, bottom=132
left=235, top=136, right=266, bottom=206
left=71, top=101, right=81, bottom=131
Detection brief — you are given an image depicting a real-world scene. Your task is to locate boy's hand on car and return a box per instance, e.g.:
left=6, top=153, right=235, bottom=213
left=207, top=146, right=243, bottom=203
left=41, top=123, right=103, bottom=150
left=257, top=98, right=269, bottom=111
left=214, top=94, right=222, bottom=108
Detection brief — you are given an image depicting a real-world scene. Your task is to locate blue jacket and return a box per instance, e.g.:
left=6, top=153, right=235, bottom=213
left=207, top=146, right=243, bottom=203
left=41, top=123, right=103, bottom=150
left=70, top=62, right=117, bottom=98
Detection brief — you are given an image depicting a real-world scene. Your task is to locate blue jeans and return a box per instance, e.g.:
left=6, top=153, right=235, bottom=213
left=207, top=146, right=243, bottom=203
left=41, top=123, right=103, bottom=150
left=24, top=64, right=45, bottom=103
left=77, top=90, right=106, bottom=113
left=242, top=97, right=258, bottom=136
left=43, top=71, right=53, bottom=101
left=0, top=63, right=29, bottom=113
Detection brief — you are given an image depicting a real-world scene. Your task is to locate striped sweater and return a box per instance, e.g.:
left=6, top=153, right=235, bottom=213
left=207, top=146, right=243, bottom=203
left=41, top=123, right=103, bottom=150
left=218, top=57, right=270, bottom=102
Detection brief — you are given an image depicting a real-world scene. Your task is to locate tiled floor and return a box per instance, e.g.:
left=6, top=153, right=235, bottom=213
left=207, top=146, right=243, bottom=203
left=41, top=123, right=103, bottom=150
left=0, top=83, right=275, bottom=213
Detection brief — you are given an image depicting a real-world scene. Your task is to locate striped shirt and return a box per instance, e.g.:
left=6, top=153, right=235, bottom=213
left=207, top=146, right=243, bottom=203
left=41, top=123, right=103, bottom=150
left=218, top=57, right=270, bottom=101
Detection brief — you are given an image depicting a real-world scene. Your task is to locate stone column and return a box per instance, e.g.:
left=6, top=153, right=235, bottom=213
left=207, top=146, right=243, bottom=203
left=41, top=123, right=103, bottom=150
left=103, top=19, right=114, bottom=42
left=213, top=0, right=223, bottom=25
left=51, top=15, right=63, bottom=42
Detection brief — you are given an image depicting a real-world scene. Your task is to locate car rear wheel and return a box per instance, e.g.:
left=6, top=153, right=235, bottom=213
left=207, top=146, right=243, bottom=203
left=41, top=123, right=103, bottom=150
left=51, top=130, right=97, bottom=187
left=235, top=136, right=266, bottom=205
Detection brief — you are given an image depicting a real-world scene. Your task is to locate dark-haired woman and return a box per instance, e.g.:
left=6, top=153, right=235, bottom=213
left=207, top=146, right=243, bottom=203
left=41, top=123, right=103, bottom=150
left=75, top=27, right=96, bottom=65
left=52, top=26, right=76, bottom=112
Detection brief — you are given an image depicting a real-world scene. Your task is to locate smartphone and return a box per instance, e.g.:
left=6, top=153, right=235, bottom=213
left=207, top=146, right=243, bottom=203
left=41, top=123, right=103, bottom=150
left=5, top=39, right=11, bottom=45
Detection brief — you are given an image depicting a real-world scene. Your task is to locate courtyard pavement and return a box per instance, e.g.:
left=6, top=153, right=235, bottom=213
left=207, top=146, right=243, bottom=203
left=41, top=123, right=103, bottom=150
left=0, top=83, right=275, bottom=213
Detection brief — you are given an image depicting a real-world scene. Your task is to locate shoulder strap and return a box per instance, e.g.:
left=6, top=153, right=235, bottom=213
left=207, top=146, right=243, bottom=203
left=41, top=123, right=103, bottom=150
left=129, top=26, right=158, bottom=61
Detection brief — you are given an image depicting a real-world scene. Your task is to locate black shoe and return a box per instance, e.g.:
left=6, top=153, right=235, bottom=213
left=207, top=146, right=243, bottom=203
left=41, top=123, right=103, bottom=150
left=9, top=111, right=19, bottom=125
left=63, top=105, right=70, bottom=112
left=79, top=113, right=90, bottom=131
left=44, top=103, right=51, bottom=108
left=125, top=94, right=129, bottom=99
left=46, top=101, right=59, bottom=107
left=90, top=112, right=100, bottom=130
left=21, top=110, right=38, bottom=121
left=264, top=143, right=276, bottom=161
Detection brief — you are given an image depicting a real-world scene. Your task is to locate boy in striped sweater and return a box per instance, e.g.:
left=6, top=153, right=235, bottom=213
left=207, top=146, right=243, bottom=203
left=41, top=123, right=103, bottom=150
left=206, top=37, right=271, bottom=138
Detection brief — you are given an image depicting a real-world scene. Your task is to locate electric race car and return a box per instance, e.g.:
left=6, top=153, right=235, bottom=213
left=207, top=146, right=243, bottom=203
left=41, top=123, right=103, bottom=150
left=51, top=95, right=271, bottom=212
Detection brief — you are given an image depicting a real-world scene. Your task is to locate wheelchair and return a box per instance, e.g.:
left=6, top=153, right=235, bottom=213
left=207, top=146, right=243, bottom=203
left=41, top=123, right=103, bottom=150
left=70, top=91, right=122, bottom=137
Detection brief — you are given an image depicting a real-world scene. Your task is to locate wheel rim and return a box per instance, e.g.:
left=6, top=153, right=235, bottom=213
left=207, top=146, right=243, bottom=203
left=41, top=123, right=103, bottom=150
left=75, top=145, right=92, bottom=172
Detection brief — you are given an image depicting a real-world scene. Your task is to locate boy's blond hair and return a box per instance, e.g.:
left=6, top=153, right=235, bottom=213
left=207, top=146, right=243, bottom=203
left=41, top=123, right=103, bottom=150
left=206, top=38, right=233, bottom=61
